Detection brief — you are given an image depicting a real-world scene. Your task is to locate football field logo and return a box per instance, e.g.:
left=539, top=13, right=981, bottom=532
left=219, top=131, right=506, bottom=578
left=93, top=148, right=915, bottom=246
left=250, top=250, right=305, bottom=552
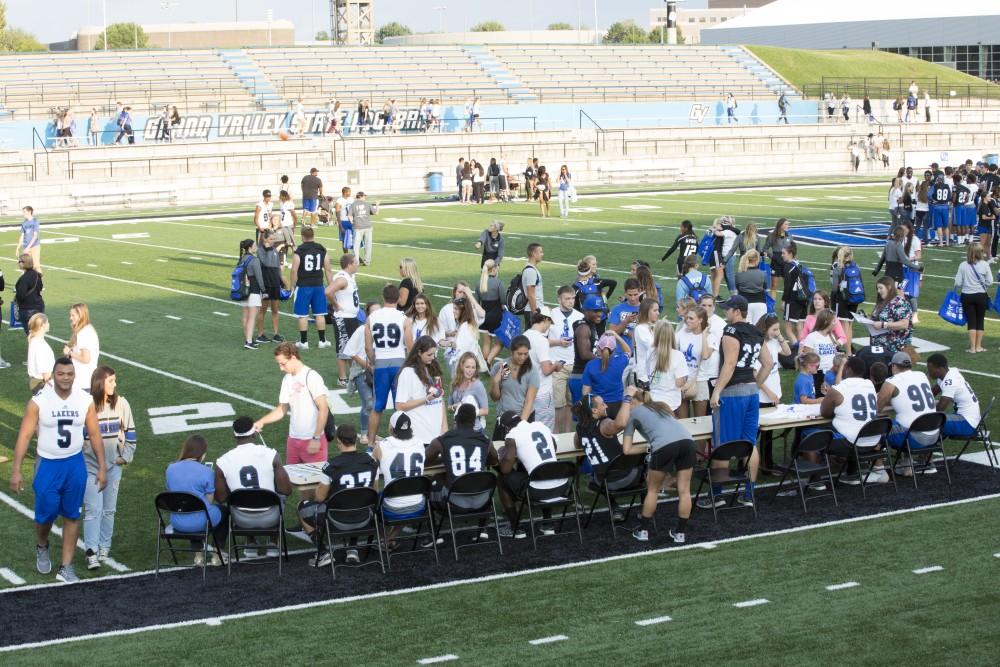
left=791, top=223, right=890, bottom=248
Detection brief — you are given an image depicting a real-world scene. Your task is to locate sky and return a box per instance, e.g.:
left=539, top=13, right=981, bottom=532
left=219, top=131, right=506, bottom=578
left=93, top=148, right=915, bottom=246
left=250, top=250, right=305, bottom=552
left=6, top=0, right=708, bottom=43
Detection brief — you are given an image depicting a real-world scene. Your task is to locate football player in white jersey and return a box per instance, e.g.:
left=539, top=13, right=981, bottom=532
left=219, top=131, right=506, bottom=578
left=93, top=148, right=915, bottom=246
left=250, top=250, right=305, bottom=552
left=254, top=189, right=274, bottom=237
left=11, top=357, right=104, bottom=582
left=497, top=411, right=569, bottom=539
left=877, top=352, right=939, bottom=453
left=820, top=356, right=890, bottom=485
left=365, top=284, right=412, bottom=445
left=327, top=253, right=361, bottom=387
left=926, top=353, right=981, bottom=438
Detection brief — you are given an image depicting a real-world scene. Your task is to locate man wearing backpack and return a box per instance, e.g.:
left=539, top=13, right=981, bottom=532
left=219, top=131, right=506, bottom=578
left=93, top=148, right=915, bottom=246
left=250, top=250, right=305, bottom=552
left=675, top=256, right=708, bottom=308
left=520, top=243, right=544, bottom=329
left=113, top=106, right=133, bottom=145
left=780, top=242, right=809, bottom=341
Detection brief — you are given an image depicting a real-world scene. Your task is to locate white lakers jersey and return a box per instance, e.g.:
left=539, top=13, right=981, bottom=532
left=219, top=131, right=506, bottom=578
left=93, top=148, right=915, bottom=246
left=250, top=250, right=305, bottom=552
left=33, top=385, right=92, bottom=460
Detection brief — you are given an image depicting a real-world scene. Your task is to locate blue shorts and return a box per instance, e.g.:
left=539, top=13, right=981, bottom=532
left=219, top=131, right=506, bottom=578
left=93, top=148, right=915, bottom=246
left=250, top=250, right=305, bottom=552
left=381, top=501, right=425, bottom=521
left=977, top=224, right=993, bottom=235
left=33, top=453, right=87, bottom=524
left=373, top=364, right=401, bottom=412
left=302, top=198, right=318, bottom=213
left=943, top=413, right=977, bottom=439
left=712, top=384, right=760, bottom=448
left=294, top=286, right=327, bottom=317
left=568, top=376, right=584, bottom=407
left=931, top=206, right=950, bottom=229
left=956, top=207, right=976, bottom=228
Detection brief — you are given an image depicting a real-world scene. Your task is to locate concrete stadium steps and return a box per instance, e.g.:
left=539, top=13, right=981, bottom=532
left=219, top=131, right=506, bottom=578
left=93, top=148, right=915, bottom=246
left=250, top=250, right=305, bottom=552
left=462, top=46, right=535, bottom=103
left=722, top=46, right=794, bottom=97
left=218, top=49, right=283, bottom=111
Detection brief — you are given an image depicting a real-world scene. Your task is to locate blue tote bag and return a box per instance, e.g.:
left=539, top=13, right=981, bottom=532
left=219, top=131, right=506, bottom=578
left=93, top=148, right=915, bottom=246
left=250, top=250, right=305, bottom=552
left=938, top=290, right=966, bottom=326
left=901, top=266, right=921, bottom=299
left=492, top=309, right=522, bottom=348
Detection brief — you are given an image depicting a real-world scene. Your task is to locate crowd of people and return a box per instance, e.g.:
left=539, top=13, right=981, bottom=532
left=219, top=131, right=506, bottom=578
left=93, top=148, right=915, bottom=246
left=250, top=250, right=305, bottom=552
left=5, top=156, right=993, bottom=580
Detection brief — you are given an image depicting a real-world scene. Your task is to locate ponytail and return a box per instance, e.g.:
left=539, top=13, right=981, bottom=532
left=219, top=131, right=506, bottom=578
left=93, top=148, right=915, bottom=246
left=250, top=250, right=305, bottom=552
left=239, top=238, right=254, bottom=259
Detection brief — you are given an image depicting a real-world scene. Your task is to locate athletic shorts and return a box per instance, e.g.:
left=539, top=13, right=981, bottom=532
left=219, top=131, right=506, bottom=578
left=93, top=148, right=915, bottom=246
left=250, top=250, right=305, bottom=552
left=332, top=316, right=361, bottom=357
left=957, top=207, right=977, bottom=228
left=694, top=379, right=711, bottom=402
left=567, top=375, right=584, bottom=407
left=286, top=435, right=328, bottom=465
left=262, top=266, right=283, bottom=300
left=33, top=453, right=87, bottom=524
left=533, top=391, right=556, bottom=431
left=834, top=299, right=858, bottom=320
left=502, top=470, right=567, bottom=501
left=977, top=224, right=993, bottom=235
left=294, top=286, right=327, bottom=317
left=552, top=364, right=573, bottom=409
left=302, top=198, right=319, bottom=213
left=713, top=383, right=760, bottom=447
left=240, top=293, right=262, bottom=308
left=931, top=206, right=950, bottom=229
left=784, top=301, right=807, bottom=322
left=649, top=439, right=697, bottom=473
left=373, top=364, right=401, bottom=412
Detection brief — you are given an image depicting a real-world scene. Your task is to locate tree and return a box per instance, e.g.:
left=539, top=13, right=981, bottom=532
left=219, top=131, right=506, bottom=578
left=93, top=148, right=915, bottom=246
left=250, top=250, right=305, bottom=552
left=648, top=24, right=685, bottom=45
left=314, top=30, right=329, bottom=41
left=94, top=22, right=149, bottom=50
left=375, top=22, right=412, bottom=43
left=602, top=20, right=647, bottom=44
left=548, top=22, right=573, bottom=30
left=0, top=28, right=46, bottom=52
left=0, top=2, right=7, bottom=32
left=471, top=21, right=505, bottom=32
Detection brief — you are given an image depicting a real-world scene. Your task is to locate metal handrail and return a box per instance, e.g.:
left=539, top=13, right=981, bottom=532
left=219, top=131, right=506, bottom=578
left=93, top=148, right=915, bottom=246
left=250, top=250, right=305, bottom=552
left=65, top=147, right=336, bottom=180
left=802, top=77, right=1000, bottom=101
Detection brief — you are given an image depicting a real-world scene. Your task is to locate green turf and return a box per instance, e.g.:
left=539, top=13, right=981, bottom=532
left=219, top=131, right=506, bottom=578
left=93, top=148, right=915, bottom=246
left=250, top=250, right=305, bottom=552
left=6, top=496, right=1000, bottom=664
left=748, top=46, right=998, bottom=95
left=0, top=180, right=1000, bottom=586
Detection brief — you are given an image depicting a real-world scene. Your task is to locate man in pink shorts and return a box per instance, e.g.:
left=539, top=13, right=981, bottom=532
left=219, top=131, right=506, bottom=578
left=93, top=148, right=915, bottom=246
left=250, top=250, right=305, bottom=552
left=254, top=342, right=331, bottom=464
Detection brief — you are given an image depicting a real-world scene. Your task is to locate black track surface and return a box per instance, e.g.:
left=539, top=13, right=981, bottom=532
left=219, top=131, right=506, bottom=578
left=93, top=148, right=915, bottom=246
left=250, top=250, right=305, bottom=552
left=2, top=461, right=997, bottom=648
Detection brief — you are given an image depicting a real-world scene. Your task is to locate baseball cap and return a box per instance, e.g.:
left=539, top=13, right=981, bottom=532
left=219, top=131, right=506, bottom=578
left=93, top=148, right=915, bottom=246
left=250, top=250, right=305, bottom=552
left=891, top=351, right=913, bottom=368
left=582, top=294, right=606, bottom=312
left=232, top=416, right=256, bottom=438
left=718, top=294, right=749, bottom=314
left=596, top=333, right=617, bottom=351
left=389, top=411, right=413, bottom=439
left=531, top=306, right=554, bottom=324
left=499, top=410, right=521, bottom=430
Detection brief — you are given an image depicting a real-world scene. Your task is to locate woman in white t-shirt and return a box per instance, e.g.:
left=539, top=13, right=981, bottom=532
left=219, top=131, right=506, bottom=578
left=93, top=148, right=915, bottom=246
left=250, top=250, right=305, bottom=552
left=756, top=315, right=791, bottom=474
left=674, top=305, right=708, bottom=418
left=800, top=308, right=840, bottom=397
left=647, top=321, right=689, bottom=413
left=26, top=313, right=55, bottom=393
left=404, top=293, right=442, bottom=348
left=446, top=287, right=487, bottom=375
left=393, top=336, right=447, bottom=447
left=63, top=302, right=100, bottom=393
left=632, top=299, right=660, bottom=385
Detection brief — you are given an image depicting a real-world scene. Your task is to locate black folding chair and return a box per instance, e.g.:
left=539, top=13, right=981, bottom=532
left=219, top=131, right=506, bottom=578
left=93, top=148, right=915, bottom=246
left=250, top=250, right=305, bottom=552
left=834, top=416, right=898, bottom=498
left=323, top=487, right=384, bottom=581
left=693, top=440, right=756, bottom=522
left=226, top=489, right=287, bottom=578
left=952, top=396, right=997, bottom=476
left=583, top=453, right=646, bottom=539
left=154, top=491, right=220, bottom=583
left=513, top=461, right=583, bottom=551
left=771, top=430, right=838, bottom=513
left=890, top=412, right=951, bottom=490
left=379, top=476, right=439, bottom=570
left=434, top=471, right=503, bottom=560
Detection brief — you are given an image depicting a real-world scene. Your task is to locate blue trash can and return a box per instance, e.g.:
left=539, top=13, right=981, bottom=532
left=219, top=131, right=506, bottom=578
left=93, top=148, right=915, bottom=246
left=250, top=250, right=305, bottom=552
left=427, top=171, right=443, bottom=193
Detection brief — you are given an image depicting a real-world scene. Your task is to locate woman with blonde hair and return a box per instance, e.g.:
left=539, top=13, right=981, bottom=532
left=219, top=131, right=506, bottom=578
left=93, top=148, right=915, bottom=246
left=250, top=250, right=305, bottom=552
left=648, top=320, right=689, bottom=414
left=26, top=313, right=55, bottom=392
left=735, top=249, right=768, bottom=325
left=675, top=305, right=710, bottom=418
left=397, top=257, right=423, bottom=312
left=475, top=259, right=505, bottom=365
left=632, top=298, right=661, bottom=387
left=450, top=351, right=489, bottom=433
left=449, top=286, right=488, bottom=375
left=830, top=246, right=859, bottom=352
left=82, top=365, right=136, bottom=570
left=63, top=302, right=100, bottom=393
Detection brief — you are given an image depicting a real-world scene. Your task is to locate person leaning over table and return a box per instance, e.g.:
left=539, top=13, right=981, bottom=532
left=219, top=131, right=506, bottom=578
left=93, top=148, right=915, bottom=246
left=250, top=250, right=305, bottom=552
left=489, top=335, right=539, bottom=442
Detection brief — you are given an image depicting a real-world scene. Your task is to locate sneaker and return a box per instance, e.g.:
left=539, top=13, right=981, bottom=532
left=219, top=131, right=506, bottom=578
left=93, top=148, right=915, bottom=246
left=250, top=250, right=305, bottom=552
left=776, top=488, right=799, bottom=497
left=0, top=359, right=11, bottom=369
left=243, top=548, right=259, bottom=559
left=498, top=524, right=526, bottom=539
left=36, top=544, right=51, bottom=574
left=841, top=474, right=862, bottom=486
left=868, top=470, right=891, bottom=484
left=209, top=551, right=228, bottom=567
left=97, top=547, right=110, bottom=561
left=737, top=495, right=755, bottom=507
left=419, top=536, right=445, bottom=548
left=669, top=529, right=686, bottom=544
left=894, top=461, right=914, bottom=477
left=696, top=496, right=725, bottom=509
left=611, top=510, right=625, bottom=523
left=243, top=342, right=258, bottom=350
left=295, top=341, right=309, bottom=350
left=632, top=527, right=649, bottom=542
left=345, top=549, right=360, bottom=564
left=920, top=465, right=937, bottom=475
left=309, top=552, right=332, bottom=568
left=539, top=523, right=557, bottom=536
left=86, top=549, right=100, bottom=570
left=265, top=548, right=280, bottom=557
left=55, top=565, right=79, bottom=583
left=337, top=377, right=348, bottom=388
left=807, top=482, right=828, bottom=492
left=317, top=340, right=333, bottom=349
left=271, top=334, right=285, bottom=343
left=473, top=530, right=490, bottom=542
left=254, top=334, right=270, bottom=344
left=193, top=551, right=206, bottom=567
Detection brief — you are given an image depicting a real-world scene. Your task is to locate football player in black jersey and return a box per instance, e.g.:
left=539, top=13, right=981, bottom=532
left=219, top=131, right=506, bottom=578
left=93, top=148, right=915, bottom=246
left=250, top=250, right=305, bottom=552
left=661, top=220, right=698, bottom=277
left=572, top=390, right=636, bottom=521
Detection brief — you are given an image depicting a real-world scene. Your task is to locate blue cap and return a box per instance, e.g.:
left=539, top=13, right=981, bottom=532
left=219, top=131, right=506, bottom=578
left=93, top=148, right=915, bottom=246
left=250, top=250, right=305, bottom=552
left=582, top=294, right=606, bottom=312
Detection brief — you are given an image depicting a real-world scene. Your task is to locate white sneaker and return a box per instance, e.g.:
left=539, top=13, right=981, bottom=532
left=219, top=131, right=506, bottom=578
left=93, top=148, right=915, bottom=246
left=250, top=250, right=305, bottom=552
left=209, top=551, right=228, bottom=566
left=868, top=470, right=891, bottom=484
left=294, top=341, right=309, bottom=350
left=309, top=551, right=332, bottom=567
left=317, top=340, right=332, bottom=349
left=193, top=552, right=206, bottom=567
left=242, top=548, right=259, bottom=559
left=345, top=549, right=360, bottom=564
left=85, top=550, right=100, bottom=570
left=97, top=547, right=110, bottom=561
left=669, top=529, right=686, bottom=544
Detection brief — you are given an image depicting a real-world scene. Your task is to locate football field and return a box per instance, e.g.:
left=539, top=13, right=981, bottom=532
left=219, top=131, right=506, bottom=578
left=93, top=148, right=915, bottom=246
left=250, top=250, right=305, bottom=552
left=0, top=181, right=998, bottom=662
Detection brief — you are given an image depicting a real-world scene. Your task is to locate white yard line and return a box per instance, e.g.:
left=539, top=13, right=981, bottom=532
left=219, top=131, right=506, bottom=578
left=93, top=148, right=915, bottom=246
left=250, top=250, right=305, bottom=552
left=634, top=616, right=672, bottom=626
left=825, top=582, right=860, bottom=591
left=912, top=565, right=944, bottom=574
left=733, top=599, right=769, bottom=608
left=417, top=655, right=458, bottom=665
left=528, top=635, right=568, bottom=645
left=0, top=568, right=25, bottom=586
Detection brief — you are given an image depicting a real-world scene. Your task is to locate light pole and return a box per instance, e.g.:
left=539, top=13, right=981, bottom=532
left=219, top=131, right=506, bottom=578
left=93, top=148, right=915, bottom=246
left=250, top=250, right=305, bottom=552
left=266, top=8, right=273, bottom=46
left=665, top=0, right=683, bottom=46
left=102, top=0, right=108, bottom=50
left=433, top=6, right=447, bottom=34
left=593, top=0, right=599, bottom=45
left=161, top=1, right=178, bottom=49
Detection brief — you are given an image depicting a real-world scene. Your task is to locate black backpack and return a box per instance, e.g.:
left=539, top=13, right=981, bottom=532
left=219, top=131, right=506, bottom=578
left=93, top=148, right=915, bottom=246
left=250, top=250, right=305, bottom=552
left=505, top=265, right=532, bottom=314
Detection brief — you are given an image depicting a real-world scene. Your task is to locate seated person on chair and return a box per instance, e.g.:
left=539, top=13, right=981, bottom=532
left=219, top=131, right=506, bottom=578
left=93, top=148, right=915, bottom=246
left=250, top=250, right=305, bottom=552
left=372, top=412, right=427, bottom=542
left=876, top=352, right=938, bottom=452
left=425, top=403, right=498, bottom=509
left=572, top=389, right=637, bottom=522
left=497, top=411, right=569, bottom=539
left=819, top=356, right=889, bottom=485
left=926, top=353, right=981, bottom=439
left=215, top=417, right=293, bottom=555
left=297, top=423, right=378, bottom=567
left=164, top=434, right=230, bottom=566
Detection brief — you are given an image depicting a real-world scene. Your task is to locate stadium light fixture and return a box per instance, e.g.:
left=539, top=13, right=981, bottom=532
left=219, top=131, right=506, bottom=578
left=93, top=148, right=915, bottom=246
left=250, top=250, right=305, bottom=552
left=433, top=6, right=447, bottom=34
left=160, top=1, right=179, bottom=48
